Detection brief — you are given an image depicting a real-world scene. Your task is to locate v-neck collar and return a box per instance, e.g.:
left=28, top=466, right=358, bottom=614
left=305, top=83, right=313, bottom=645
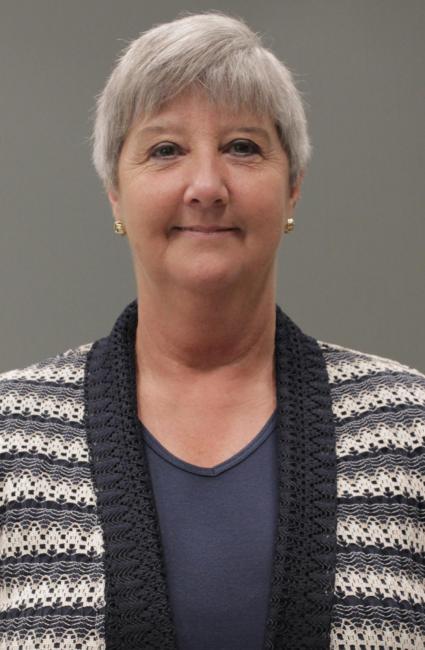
left=140, top=407, right=278, bottom=477
left=85, top=301, right=337, bottom=649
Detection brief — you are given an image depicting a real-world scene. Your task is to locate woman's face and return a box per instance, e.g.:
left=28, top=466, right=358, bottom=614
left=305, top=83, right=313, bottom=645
left=108, top=87, right=301, bottom=295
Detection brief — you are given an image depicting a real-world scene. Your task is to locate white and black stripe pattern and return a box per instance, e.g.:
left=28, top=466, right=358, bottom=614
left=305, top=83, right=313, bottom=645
left=320, top=341, right=425, bottom=650
left=0, top=331, right=424, bottom=649
left=0, top=344, right=105, bottom=650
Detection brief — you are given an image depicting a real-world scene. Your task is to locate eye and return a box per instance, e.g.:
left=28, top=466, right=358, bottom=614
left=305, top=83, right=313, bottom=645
left=226, top=139, right=262, bottom=156
left=150, top=142, right=181, bottom=159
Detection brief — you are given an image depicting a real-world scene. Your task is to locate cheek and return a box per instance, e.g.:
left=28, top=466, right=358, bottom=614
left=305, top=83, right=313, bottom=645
left=245, top=187, right=287, bottom=233
left=123, top=187, right=173, bottom=233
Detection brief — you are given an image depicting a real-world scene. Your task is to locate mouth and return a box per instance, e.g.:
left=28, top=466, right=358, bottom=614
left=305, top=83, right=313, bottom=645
left=171, top=226, right=240, bottom=238
left=172, top=226, right=239, bottom=237
left=173, top=226, right=238, bottom=233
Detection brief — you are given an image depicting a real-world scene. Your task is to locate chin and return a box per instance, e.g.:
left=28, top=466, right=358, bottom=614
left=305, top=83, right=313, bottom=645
left=175, top=267, right=243, bottom=293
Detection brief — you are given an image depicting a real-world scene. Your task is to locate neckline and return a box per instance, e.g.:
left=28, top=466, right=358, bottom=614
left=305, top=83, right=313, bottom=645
left=85, top=299, right=337, bottom=649
left=140, top=408, right=278, bottom=476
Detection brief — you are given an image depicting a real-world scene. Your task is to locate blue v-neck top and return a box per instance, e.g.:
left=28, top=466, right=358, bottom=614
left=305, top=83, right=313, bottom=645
left=142, top=409, right=279, bottom=650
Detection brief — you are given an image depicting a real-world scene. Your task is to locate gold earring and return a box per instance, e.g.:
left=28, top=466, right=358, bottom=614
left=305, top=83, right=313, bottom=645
left=114, top=220, right=126, bottom=236
left=284, top=218, right=295, bottom=234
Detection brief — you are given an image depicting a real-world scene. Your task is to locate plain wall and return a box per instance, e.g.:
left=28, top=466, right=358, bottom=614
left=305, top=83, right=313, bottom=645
left=1, top=0, right=424, bottom=372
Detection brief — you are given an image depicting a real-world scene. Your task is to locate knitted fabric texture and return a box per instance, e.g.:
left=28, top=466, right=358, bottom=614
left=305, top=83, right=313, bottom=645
left=84, top=302, right=337, bottom=649
left=0, top=344, right=105, bottom=649
left=0, top=301, right=424, bottom=649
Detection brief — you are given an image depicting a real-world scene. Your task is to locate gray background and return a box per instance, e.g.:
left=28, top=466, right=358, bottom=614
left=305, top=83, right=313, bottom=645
left=1, top=0, right=424, bottom=373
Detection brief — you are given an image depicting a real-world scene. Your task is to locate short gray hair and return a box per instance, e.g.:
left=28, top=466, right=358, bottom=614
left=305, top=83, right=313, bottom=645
left=92, top=12, right=311, bottom=191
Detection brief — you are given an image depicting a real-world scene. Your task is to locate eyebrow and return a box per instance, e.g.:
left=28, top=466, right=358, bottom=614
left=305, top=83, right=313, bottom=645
left=224, top=126, right=272, bottom=144
left=135, top=124, right=272, bottom=143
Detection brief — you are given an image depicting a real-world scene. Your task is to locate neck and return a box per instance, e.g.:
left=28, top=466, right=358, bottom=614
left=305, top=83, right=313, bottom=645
left=134, top=274, right=277, bottom=385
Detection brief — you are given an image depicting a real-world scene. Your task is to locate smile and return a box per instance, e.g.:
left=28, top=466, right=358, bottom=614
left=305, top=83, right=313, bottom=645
left=172, top=227, right=239, bottom=238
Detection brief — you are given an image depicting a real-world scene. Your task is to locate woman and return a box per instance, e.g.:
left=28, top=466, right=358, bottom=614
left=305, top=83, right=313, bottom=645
left=0, top=12, right=423, bottom=650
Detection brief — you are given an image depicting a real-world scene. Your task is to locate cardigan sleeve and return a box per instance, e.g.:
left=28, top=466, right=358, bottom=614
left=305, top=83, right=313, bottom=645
left=320, top=341, right=425, bottom=649
left=0, top=345, right=106, bottom=649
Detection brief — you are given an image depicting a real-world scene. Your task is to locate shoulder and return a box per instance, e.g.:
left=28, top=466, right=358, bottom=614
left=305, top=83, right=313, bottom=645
left=318, top=342, right=425, bottom=645
left=318, top=338, right=425, bottom=384
left=0, top=344, right=104, bottom=582
left=0, top=342, right=94, bottom=423
left=317, top=339, right=424, bottom=480
left=0, top=342, right=94, bottom=386
left=0, top=343, right=97, bottom=511
left=317, top=339, right=424, bottom=455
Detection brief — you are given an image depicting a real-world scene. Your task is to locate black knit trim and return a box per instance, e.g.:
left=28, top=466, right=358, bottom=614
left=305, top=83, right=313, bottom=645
left=263, top=306, right=337, bottom=649
left=85, top=304, right=177, bottom=650
left=85, top=301, right=337, bottom=650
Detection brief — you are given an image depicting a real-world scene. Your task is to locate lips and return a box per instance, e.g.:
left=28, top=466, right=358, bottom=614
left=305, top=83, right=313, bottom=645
left=173, top=226, right=237, bottom=232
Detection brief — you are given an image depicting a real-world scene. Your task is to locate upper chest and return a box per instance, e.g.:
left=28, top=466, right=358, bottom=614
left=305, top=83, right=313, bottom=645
left=138, top=395, right=277, bottom=468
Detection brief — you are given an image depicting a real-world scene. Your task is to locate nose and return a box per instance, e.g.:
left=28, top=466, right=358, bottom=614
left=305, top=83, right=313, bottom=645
left=183, top=153, right=229, bottom=209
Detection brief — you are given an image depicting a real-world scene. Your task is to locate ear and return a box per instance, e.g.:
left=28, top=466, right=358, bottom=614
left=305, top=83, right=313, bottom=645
left=107, top=186, right=121, bottom=222
left=289, top=171, right=304, bottom=214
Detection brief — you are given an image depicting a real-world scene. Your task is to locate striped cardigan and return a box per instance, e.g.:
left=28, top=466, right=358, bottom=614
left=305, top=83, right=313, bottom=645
left=0, top=301, right=424, bottom=649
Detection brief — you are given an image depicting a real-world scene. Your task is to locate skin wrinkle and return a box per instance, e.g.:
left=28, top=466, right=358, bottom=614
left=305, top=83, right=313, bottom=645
left=125, top=129, right=279, bottom=177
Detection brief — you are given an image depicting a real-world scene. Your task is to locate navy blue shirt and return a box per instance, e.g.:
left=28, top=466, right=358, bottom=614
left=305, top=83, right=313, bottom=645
left=142, top=410, right=279, bottom=650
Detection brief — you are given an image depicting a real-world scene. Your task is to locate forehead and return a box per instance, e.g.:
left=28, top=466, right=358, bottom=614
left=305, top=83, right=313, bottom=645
left=131, top=86, right=278, bottom=137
